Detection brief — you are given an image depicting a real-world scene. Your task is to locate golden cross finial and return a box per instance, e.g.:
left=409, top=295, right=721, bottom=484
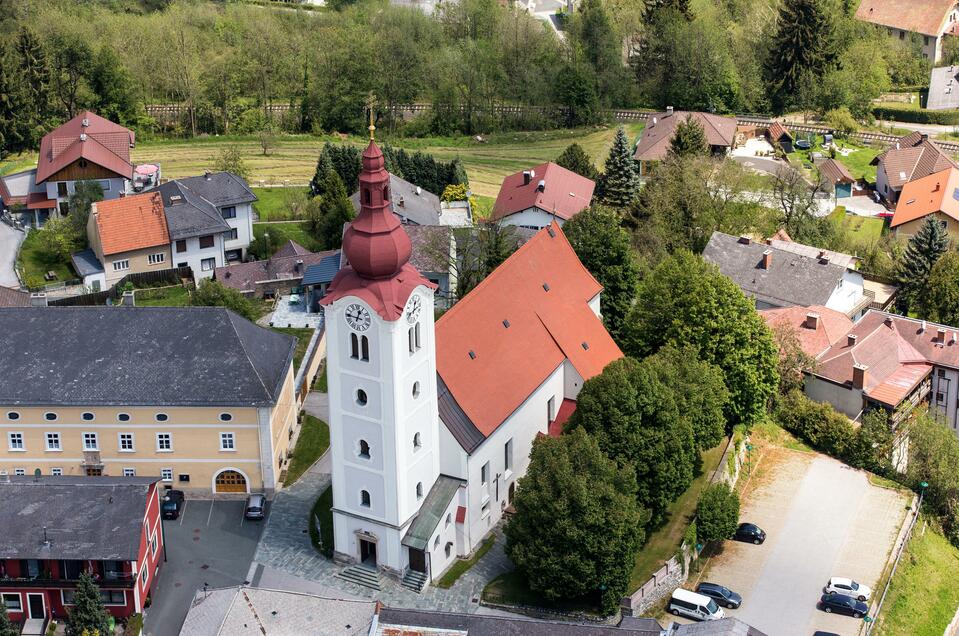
left=365, top=93, right=377, bottom=141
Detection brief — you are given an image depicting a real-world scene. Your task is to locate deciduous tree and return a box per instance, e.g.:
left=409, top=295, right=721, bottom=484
left=505, top=427, right=648, bottom=613
left=0, top=605, right=16, bottom=636
left=191, top=279, right=258, bottom=322
left=211, top=146, right=250, bottom=182
left=696, top=482, right=740, bottom=544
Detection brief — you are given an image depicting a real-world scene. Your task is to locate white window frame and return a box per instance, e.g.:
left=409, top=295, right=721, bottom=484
left=51, top=468, right=62, bottom=476
left=219, top=432, right=236, bottom=451
left=156, top=433, right=172, bottom=452
left=118, top=432, right=135, bottom=452
left=122, top=468, right=136, bottom=477
left=201, top=257, right=216, bottom=272
left=148, top=252, right=165, bottom=265
left=14, top=469, right=25, bottom=476
left=45, top=432, right=61, bottom=451
left=113, top=260, right=130, bottom=272
left=99, top=180, right=111, bottom=192
left=7, top=432, right=24, bottom=451
left=83, top=432, right=99, bottom=451
left=2, top=593, right=21, bottom=612
left=160, top=468, right=173, bottom=482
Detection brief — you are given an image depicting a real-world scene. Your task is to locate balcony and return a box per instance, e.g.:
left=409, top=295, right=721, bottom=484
left=0, top=573, right=135, bottom=589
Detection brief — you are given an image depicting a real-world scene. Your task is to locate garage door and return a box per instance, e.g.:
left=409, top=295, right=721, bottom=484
left=215, top=470, right=247, bottom=493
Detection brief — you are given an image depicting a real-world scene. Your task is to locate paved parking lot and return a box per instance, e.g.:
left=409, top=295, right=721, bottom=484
left=683, top=451, right=910, bottom=635
left=143, top=498, right=268, bottom=636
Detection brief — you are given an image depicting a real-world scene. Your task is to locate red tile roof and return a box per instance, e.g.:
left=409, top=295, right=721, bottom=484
left=760, top=305, right=854, bottom=360
left=891, top=167, right=959, bottom=228
left=491, top=162, right=595, bottom=222
left=855, top=0, right=957, bottom=36
left=26, top=192, right=56, bottom=209
left=819, top=159, right=855, bottom=185
left=36, top=111, right=134, bottom=184
left=873, top=134, right=958, bottom=189
left=436, top=222, right=622, bottom=438
left=767, top=121, right=791, bottom=141
left=548, top=399, right=577, bottom=438
left=93, top=192, right=169, bottom=256
left=633, top=111, right=738, bottom=162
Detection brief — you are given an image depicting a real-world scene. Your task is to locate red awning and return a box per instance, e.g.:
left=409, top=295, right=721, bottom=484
left=26, top=192, right=57, bottom=209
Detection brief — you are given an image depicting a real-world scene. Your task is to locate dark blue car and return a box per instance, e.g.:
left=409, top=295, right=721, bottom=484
left=819, top=593, right=868, bottom=618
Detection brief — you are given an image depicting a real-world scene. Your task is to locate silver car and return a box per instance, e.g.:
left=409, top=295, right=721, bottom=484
left=244, top=493, right=266, bottom=520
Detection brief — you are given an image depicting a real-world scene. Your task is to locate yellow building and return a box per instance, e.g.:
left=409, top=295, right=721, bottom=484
left=0, top=306, right=298, bottom=496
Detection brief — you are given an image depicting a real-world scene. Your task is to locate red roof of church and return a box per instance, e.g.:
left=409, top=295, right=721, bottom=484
left=36, top=111, right=135, bottom=184
left=548, top=399, right=577, bottom=438
left=436, top=222, right=622, bottom=438
left=492, top=162, right=594, bottom=222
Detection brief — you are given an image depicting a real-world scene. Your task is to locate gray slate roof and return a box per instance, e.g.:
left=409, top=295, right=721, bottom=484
left=301, top=252, right=343, bottom=286
left=0, top=307, right=295, bottom=407
left=437, top=374, right=485, bottom=454
left=176, top=172, right=257, bottom=208
left=157, top=180, right=232, bottom=241
left=0, top=476, right=159, bottom=561
left=71, top=248, right=104, bottom=277
left=351, top=174, right=441, bottom=226
left=701, top=231, right=848, bottom=308
left=377, top=608, right=665, bottom=635
left=402, top=475, right=464, bottom=551
left=670, top=618, right=768, bottom=636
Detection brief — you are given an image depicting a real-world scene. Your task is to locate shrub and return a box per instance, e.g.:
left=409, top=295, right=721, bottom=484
left=776, top=390, right=855, bottom=458
left=873, top=106, right=959, bottom=126
left=695, top=482, right=740, bottom=544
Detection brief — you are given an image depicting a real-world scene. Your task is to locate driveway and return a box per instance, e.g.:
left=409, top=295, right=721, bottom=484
left=683, top=451, right=910, bottom=635
left=143, top=498, right=268, bottom=636
left=0, top=222, right=24, bottom=288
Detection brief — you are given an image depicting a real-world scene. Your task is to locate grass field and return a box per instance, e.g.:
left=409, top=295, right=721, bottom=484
left=876, top=518, right=959, bottom=636
left=437, top=535, right=496, bottom=589
left=16, top=230, right=74, bottom=287
left=829, top=207, right=886, bottom=246
left=629, top=443, right=727, bottom=590
left=271, top=327, right=314, bottom=372
left=134, top=285, right=191, bottom=306
left=254, top=221, right=321, bottom=253
left=252, top=186, right=302, bottom=221
left=786, top=134, right=880, bottom=183
left=284, top=414, right=330, bottom=486
left=120, top=125, right=644, bottom=200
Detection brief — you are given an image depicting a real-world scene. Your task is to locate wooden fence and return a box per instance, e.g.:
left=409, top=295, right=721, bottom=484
left=47, top=266, right=193, bottom=306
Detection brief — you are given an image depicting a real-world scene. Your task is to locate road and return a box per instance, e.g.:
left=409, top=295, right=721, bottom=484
left=0, top=222, right=24, bottom=288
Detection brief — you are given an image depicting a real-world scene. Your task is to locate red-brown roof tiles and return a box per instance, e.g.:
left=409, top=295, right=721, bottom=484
left=891, top=167, right=959, bottom=227
left=93, top=192, right=169, bottom=256
left=855, top=0, right=957, bottom=37
left=760, top=305, right=854, bottom=360
left=36, top=111, right=134, bottom=184
left=491, top=162, right=595, bottom=222
left=633, top=111, right=738, bottom=162
left=435, top=222, right=622, bottom=438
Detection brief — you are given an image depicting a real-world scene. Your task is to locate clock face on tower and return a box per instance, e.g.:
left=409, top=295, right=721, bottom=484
left=405, top=294, right=422, bottom=324
left=345, top=303, right=372, bottom=331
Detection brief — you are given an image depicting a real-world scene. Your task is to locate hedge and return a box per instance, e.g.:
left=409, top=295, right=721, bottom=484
left=873, top=106, right=959, bottom=126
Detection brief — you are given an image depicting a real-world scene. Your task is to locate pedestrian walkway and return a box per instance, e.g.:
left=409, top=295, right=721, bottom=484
left=253, top=391, right=513, bottom=612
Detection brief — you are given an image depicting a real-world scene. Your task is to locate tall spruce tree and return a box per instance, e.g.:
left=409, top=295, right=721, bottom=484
left=555, top=143, right=599, bottom=180
left=66, top=573, right=111, bottom=636
left=600, top=127, right=640, bottom=209
left=0, top=44, right=29, bottom=158
left=314, top=170, right=355, bottom=250
left=765, top=0, right=836, bottom=113
left=310, top=149, right=336, bottom=198
left=16, top=26, right=50, bottom=130
left=668, top=114, right=709, bottom=159
left=896, top=216, right=949, bottom=313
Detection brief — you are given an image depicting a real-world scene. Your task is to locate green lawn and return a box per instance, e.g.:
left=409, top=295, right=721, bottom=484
left=270, top=327, right=314, bottom=372
left=786, top=134, right=880, bottom=183
left=483, top=568, right=603, bottom=614
left=284, top=414, right=330, bottom=486
left=134, top=285, right=191, bottom=306
left=876, top=518, right=959, bottom=636
left=436, top=535, right=496, bottom=589
left=310, top=485, right=334, bottom=558
left=254, top=221, right=320, bottom=254
left=252, top=186, right=305, bottom=221
left=628, top=442, right=727, bottom=590
left=828, top=207, right=886, bottom=247
left=16, top=230, right=74, bottom=289
left=314, top=365, right=328, bottom=392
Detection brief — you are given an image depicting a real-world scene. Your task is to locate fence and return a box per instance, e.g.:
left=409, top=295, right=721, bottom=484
left=295, top=326, right=326, bottom=407
left=863, top=491, right=921, bottom=635
left=46, top=266, right=193, bottom=306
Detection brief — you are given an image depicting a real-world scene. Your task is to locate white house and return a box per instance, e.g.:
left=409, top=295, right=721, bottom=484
left=855, top=0, right=959, bottom=62
left=320, top=138, right=621, bottom=589
left=491, top=162, right=595, bottom=230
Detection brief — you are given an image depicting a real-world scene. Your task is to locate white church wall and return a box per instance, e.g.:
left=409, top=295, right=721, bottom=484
left=332, top=511, right=408, bottom=572
left=438, top=425, right=468, bottom=479
left=426, top=488, right=464, bottom=581
left=562, top=359, right=585, bottom=400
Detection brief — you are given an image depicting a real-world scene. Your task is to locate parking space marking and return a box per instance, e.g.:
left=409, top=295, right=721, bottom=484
left=206, top=498, right=215, bottom=527
left=179, top=500, right=188, bottom=526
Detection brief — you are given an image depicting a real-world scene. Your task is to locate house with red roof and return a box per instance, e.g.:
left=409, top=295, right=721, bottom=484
left=491, top=162, right=595, bottom=229
left=633, top=109, right=739, bottom=176
left=318, top=134, right=620, bottom=589
left=760, top=305, right=854, bottom=360
left=855, top=0, right=959, bottom=63
left=86, top=192, right=171, bottom=289
left=871, top=131, right=958, bottom=204
left=891, top=166, right=959, bottom=238
left=0, top=111, right=159, bottom=228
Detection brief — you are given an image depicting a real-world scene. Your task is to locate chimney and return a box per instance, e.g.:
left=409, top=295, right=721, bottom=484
left=805, top=312, right=820, bottom=330
left=652, top=117, right=658, bottom=125
left=398, top=196, right=405, bottom=208
left=885, top=315, right=894, bottom=327
left=415, top=186, right=421, bottom=196
left=666, top=106, right=674, bottom=116
left=295, top=259, right=304, bottom=273
left=818, top=250, right=826, bottom=258
left=847, top=333, right=857, bottom=347
left=537, top=179, right=546, bottom=193
left=921, top=320, right=927, bottom=333
left=896, top=142, right=900, bottom=150
left=938, top=328, right=947, bottom=343
left=738, top=235, right=751, bottom=245
left=81, top=117, right=89, bottom=127
left=30, top=293, right=47, bottom=307
left=853, top=363, right=868, bottom=390
left=761, top=249, right=772, bottom=269
left=921, top=133, right=929, bottom=141
left=204, top=171, right=212, bottom=180
left=121, top=290, right=135, bottom=307
left=79, top=133, right=87, bottom=142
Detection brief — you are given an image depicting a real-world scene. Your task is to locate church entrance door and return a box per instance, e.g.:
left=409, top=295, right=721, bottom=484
left=359, top=538, right=377, bottom=566
left=408, top=548, right=427, bottom=573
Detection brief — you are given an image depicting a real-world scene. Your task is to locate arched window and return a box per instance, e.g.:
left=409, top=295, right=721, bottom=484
left=359, top=439, right=370, bottom=459
left=408, top=324, right=421, bottom=354
left=350, top=333, right=359, bottom=359
left=434, top=535, right=440, bottom=548
left=413, top=432, right=422, bottom=450
left=361, top=336, right=370, bottom=361
left=383, top=186, right=390, bottom=201
left=445, top=542, right=453, bottom=557
left=412, top=381, right=420, bottom=398
left=360, top=490, right=371, bottom=507
left=416, top=482, right=424, bottom=499
left=364, top=189, right=372, bottom=205
left=356, top=389, right=368, bottom=406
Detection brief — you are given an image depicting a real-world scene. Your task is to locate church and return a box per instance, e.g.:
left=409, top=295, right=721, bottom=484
left=320, top=131, right=622, bottom=589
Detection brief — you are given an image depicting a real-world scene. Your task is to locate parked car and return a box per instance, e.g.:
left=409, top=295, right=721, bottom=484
left=818, top=593, right=868, bottom=618
left=245, top=493, right=266, bottom=520
left=824, top=577, right=871, bottom=601
left=161, top=489, right=185, bottom=520
left=668, top=588, right=726, bottom=621
left=695, top=582, right=742, bottom=609
left=732, top=523, right=766, bottom=544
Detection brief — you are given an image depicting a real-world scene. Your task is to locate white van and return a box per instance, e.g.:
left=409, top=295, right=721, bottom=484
left=668, top=588, right=726, bottom=621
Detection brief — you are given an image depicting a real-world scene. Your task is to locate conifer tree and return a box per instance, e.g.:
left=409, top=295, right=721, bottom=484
left=66, top=573, right=111, bottom=636
left=16, top=26, right=50, bottom=128
left=667, top=115, right=709, bottom=159
left=0, top=44, right=29, bottom=158
left=314, top=170, right=355, bottom=250
left=765, top=0, right=836, bottom=113
left=0, top=605, right=17, bottom=636
left=555, top=143, right=599, bottom=180
left=599, top=127, right=640, bottom=209
left=309, top=149, right=336, bottom=198
left=896, top=216, right=950, bottom=313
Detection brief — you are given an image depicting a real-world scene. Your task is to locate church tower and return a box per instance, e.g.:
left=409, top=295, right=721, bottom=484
left=320, top=122, right=441, bottom=575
